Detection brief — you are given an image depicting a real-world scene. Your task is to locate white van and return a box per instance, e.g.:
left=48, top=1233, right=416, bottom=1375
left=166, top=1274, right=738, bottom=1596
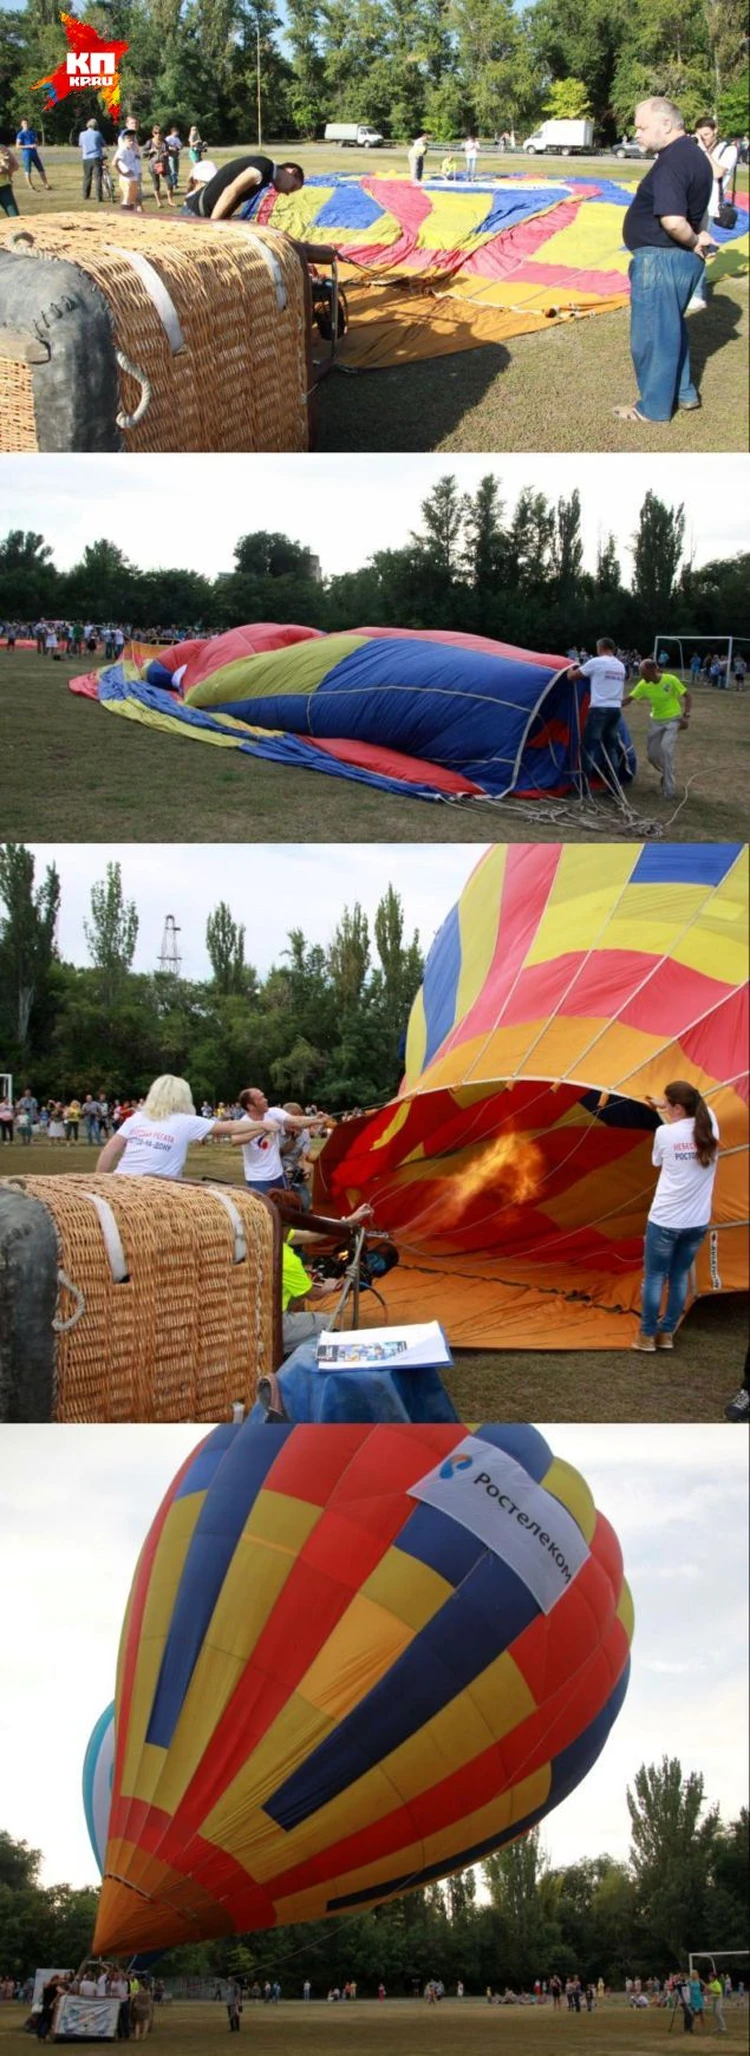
left=523, top=119, right=594, bottom=155
left=324, top=123, right=384, bottom=148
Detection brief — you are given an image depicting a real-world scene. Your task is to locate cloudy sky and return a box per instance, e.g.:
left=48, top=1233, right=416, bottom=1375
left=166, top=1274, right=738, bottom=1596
left=31, top=841, right=483, bottom=981
left=0, top=1424, right=746, bottom=1892
left=5, top=453, right=747, bottom=582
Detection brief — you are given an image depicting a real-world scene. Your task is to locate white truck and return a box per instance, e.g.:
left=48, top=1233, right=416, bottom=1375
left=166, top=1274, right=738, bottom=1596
left=324, top=123, right=384, bottom=148
left=523, top=119, right=594, bottom=155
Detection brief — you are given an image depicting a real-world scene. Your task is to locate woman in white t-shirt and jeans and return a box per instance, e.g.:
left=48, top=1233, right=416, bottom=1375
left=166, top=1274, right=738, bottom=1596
left=96, top=1074, right=271, bottom=1178
left=633, top=1079, right=720, bottom=1352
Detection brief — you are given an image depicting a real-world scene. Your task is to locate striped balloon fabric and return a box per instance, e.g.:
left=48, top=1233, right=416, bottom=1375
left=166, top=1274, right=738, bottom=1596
left=317, top=843, right=749, bottom=1348
left=70, top=623, right=634, bottom=801
left=93, top=1422, right=632, bottom=1954
left=247, top=172, right=750, bottom=368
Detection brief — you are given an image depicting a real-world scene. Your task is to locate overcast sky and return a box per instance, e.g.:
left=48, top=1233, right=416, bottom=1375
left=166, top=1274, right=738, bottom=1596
left=30, top=842, right=483, bottom=981
left=0, top=1425, right=746, bottom=1892
left=4, top=454, right=747, bottom=583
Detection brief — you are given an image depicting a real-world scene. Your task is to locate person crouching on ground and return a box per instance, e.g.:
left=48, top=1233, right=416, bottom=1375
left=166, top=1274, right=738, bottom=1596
left=622, top=657, right=691, bottom=799
left=182, top=155, right=303, bottom=220
left=616, top=96, right=714, bottom=424
left=632, top=1081, right=720, bottom=1352
left=96, top=1073, right=270, bottom=1177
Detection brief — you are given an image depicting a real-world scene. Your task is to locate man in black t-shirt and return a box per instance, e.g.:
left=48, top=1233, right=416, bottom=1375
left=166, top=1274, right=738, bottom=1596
left=615, top=97, right=714, bottom=424
left=182, top=153, right=304, bottom=219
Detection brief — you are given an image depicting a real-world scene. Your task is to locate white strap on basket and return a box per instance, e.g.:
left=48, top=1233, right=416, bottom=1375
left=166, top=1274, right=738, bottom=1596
left=105, top=244, right=186, bottom=354
left=241, top=232, right=288, bottom=312
left=206, top=1186, right=247, bottom=1264
left=84, top=1190, right=130, bottom=1283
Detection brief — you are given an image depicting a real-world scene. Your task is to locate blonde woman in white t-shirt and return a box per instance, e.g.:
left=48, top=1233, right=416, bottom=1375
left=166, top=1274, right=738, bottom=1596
left=96, top=1073, right=272, bottom=1179
left=632, top=1079, right=720, bottom=1353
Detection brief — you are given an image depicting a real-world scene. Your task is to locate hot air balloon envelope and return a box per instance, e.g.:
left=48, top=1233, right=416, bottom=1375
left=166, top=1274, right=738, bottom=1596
left=93, top=1421, right=632, bottom=1955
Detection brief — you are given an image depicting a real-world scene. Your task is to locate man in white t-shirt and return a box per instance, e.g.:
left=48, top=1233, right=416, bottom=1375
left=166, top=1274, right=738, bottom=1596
left=633, top=1083, right=720, bottom=1351
left=234, top=1087, right=324, bottom=1196
left=568, top=638, right=627, bottom=792
left=688, top=118, right=738, bottom=308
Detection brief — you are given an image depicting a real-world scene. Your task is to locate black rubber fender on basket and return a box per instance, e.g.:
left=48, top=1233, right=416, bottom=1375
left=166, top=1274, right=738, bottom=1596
left=0, top=246, right=123, bottom=451
left=0, top=1186, right=59, bottom=1420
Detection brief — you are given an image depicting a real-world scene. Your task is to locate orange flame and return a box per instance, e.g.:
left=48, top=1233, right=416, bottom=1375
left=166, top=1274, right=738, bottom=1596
left=437, top=1132, right=544, bottom=1226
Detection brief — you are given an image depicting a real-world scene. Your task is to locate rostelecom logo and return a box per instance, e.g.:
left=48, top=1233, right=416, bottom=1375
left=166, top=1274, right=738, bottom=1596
left=33, top=12, right=129, bottom=117
left=439, top=1453, right=474, bottom=1482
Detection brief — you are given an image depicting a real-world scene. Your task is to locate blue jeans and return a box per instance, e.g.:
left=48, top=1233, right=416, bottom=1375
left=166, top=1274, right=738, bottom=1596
left=581, top=706, right=624, bottom=786
left=640, top=1220, right=707, bottom=1336
left=628, top=246, right=705, bottom=420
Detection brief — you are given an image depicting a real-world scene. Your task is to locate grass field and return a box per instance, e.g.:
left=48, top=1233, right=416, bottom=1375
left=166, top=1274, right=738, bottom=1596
left=3, top=1140, right=746, bottom=1422
left=2, top=651, right=747, bottom=844
left=8, top=144, right=748, bottom=455
left=1, top=1997, right=749, bottom=2052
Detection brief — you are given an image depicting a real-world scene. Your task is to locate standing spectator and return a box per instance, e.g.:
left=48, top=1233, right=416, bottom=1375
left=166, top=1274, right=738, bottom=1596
left=44, top=623, right=58, bottom=658
left=688, top=1973, right=706, bottom=2031
left=616, top=97, right=713, bottom=423
left=188, top=123, right=205, bottom=164
left=64, top=1096, right=81, bottom=1143
left=80, top=118, right=105, bottom=200
left=0, top=144, right=20, bottom=217
left=463, top=133, right=479, bottom=179
left=165, top=124, right=182, bottom=190
left=227, top=1983, right=242, bottom=2033
left=733, top=651, right=746, bottom=691
left=110, top=1968, right=130, bottom=2040
left=687, top=118, right=739, bottom=309
left=408, top=132, right=429, bottom=183
left=0, top=1093, right=15, bottom=1142
left=114, top=119, right=143, bottom=212
left=16, top=1086, right=37, bottom=1143
left=82, top=1093, right=100, bottom=1145
left=689, top=649, right=702, bottom=685
left=144, top=125, right=175, bottom=208
left=15, top=119, right=51, bottom=190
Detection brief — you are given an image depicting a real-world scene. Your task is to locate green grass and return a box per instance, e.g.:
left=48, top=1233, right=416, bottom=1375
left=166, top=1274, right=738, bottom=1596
left=9, top=144, right=748, bottom=454
left=4, top=1141, right=746, bottom=1422
left=1, top=1998, right=748, bottom=2053
left=2, top=651, right=748, bottom=843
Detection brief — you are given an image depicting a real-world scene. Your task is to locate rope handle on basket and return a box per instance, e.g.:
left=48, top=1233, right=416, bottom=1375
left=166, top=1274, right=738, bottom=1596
left=53, top=1269, right=85, bottom=1333
left=206, top=1186, right=247, bottom=1264
left=115, top=348, right=152, bottom=429
left=7, top=230, right=35, bottom=251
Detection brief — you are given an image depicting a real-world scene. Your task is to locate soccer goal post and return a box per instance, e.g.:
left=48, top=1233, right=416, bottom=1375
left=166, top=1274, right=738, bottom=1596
left=688, top=1950, right=750, bottom=1979
left=653, top=633, right=748, bottom=680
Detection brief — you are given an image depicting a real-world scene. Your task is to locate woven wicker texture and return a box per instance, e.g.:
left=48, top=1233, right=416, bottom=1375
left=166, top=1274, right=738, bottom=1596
left=9, top=1175, right=278, bottom=1422
left=0, top=358, right=39, bottom=451
left=0, top=217, right=310, bottom=451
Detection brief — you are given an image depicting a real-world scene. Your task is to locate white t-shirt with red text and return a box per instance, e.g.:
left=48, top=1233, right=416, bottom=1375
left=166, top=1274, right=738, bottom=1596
left=649, top=1110, right=720, bottom=1228
left=115, top=1110, right=215, bottom=1178
left=241, top=1109, right=286, bottom=1184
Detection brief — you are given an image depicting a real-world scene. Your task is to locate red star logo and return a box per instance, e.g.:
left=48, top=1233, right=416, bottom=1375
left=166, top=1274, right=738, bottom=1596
left=33, top=13, right=129, bottom=116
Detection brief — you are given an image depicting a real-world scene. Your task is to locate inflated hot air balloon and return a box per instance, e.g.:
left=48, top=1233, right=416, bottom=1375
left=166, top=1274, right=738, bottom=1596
left=93, top=1421, right=633, bottom=1955
left=70, top=624, right=636, bottom=803
left=83, top=1703, right=115, bottom=1876
left=316, top=843, right=749, bottom=1348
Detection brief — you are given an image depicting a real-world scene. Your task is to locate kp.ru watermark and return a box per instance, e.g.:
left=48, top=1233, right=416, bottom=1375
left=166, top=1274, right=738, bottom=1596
left=33, top=11, right=129, bottom=116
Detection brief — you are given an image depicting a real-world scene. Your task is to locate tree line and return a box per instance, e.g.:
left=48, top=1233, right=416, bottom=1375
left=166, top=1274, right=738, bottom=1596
left=0, top=849, right=425, bottom=1108
left=1, top=478, right=746, bottom=653
left=1, top=0, right=747, bottom=148
left=1, top=1763, right=747, bottom=1989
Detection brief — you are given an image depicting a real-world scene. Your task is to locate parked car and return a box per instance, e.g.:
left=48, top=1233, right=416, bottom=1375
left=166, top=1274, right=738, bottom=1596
left=613, top=139, right=647, bottom=158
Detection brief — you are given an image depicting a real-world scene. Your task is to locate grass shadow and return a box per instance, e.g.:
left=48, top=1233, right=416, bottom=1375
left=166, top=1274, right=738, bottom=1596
left=316, top=342, right=511, bottom=452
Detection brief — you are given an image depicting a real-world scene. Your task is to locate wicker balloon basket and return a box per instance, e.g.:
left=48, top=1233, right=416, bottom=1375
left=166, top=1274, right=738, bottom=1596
left=0, top=214, right=313, bottom=452
left=0, top=1175, right=282, bottom=1423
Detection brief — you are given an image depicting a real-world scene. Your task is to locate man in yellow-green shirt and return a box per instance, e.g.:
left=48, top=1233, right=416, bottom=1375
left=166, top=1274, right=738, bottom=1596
left=623, top=659, right=692, bottom=799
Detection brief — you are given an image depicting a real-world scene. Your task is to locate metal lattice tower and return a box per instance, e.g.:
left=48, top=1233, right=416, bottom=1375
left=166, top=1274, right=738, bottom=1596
left=158, top=915, right=182, bottom=977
